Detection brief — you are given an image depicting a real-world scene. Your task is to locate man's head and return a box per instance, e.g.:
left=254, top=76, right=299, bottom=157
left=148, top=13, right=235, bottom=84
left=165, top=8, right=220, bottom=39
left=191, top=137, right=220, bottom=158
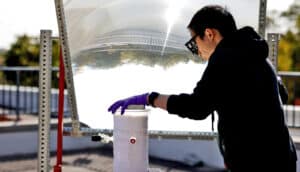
left=186, top=5, right=237, bottom=60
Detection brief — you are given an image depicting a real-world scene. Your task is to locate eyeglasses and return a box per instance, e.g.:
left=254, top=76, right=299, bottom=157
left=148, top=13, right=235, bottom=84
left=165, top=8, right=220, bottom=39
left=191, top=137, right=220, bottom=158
left=185, top=35, right=198, bottom=55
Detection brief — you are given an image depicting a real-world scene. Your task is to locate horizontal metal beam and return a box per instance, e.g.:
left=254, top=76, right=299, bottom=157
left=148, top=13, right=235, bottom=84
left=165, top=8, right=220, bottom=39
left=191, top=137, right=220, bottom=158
left=0, top=66, right=59, bottom=71
left=278, top=71, right=300, bottom=78
left=63, top=127, right=217, bottom=140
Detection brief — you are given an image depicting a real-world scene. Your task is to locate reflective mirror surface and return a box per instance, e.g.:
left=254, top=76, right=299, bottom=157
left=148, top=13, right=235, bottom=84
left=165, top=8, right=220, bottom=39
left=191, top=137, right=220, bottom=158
left=63, top=0, right=261, bottom=130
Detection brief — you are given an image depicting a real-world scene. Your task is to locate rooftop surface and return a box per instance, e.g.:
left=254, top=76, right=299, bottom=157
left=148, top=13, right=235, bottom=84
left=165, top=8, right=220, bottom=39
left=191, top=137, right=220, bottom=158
left=0, top=114, right=299, bottom=172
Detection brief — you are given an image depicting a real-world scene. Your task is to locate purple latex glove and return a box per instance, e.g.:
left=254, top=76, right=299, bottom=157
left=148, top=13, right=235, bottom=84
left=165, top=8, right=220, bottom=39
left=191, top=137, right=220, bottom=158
left=108, top=93, right=149, bottom=114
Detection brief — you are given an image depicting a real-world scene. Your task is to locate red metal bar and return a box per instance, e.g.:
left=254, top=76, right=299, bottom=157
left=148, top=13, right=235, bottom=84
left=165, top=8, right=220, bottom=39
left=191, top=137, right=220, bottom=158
left=54, top=47, right=65, bottom=172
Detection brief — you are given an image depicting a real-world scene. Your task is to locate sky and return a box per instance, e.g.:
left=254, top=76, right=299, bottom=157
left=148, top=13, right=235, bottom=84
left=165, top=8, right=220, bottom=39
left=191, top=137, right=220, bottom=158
left=0, top=0, right=296, bottom=49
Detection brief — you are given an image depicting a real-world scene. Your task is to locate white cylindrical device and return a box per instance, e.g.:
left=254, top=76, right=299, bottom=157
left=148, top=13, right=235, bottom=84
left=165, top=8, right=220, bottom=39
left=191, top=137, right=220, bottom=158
left=113, top=108, right=149, bottom=172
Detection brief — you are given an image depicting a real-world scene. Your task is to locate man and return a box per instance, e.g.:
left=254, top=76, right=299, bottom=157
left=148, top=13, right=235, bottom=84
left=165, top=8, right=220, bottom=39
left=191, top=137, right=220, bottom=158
left=108, top=5, right=297, bottom=172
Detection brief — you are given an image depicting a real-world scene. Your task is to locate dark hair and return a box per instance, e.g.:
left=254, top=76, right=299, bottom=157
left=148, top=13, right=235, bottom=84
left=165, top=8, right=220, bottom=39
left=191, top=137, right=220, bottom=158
left=188, top=5, right=237, bottom=39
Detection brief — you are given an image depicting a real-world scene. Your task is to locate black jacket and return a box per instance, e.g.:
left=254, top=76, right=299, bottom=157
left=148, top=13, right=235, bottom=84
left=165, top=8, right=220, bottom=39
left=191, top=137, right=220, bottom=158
left=167, top=27, right=297, bottom=169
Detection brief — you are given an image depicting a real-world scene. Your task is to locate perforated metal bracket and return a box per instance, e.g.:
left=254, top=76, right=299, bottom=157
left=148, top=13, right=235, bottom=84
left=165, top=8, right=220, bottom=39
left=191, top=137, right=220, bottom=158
left=38, top=30, right=52, bottom=172
left=267, top=33, right=280, bottom=71
left=54, top=0, right=81, bottom=136
left=258, top=0, right=267, bottom=38
left=63, top=127, right=218, bottom=141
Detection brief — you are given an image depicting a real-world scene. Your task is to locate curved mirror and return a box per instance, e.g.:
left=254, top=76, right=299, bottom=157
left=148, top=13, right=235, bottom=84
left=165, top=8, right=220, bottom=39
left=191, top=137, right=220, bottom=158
left=63, top=0, right=260, bottom=131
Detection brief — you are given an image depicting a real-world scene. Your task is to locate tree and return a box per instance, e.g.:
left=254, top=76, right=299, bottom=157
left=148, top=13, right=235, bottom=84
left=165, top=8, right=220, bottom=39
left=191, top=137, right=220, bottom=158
left=281, top=4, right=300, bottom=20
left=278, top=35, right=294, bottom=71
left=3, top=34, right=59, bottom=86
left=5, top=35, right=39, bottom=66
left=4, top=34, right=59, bottom=67
left=277, top=3, right=300, bottom=103
left=0, top=49, right=6, bottom=83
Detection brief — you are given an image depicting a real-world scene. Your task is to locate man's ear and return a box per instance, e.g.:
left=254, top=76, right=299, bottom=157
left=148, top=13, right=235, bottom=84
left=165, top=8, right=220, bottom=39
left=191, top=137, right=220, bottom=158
left=205, top=28, right=214, bottom=40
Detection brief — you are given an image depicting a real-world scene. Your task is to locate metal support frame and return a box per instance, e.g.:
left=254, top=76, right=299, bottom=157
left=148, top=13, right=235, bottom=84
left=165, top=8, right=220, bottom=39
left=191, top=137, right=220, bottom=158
left=267, top=33, right=280, bottom=70
left=258, top=0, right=267, bottom=38
left=54, top=0, right=81, bottom=136
left=38, top=30, right=52, bottom=172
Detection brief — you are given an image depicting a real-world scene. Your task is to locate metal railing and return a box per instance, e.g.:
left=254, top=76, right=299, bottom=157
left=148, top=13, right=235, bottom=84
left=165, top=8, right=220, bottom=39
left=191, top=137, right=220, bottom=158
left=279, top=71, right=300, bottom=128
left=0, top=67, right=299, bottom=128
left=0, top=66, right=70, bottom=119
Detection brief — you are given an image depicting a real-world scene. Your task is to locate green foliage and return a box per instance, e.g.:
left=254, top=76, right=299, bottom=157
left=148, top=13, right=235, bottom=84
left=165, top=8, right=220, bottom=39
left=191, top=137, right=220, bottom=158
left=277, top=3, right=300, bottom=72
left=4, top=34, right=59, bottom=67
left=52, top=39, right=60, bottom=67
left=5, top=35, right=39, bottom=66
left=297, top=15, right=300, bottom=30
left=276, top=2, right=300, bottom=103
left=291, top=45, right=300, bottom=70
left=2, top=34, right=60, bottom=87
left=281, top=4, right=300, bottom=19
left=278, top=37, right=293, bottom=71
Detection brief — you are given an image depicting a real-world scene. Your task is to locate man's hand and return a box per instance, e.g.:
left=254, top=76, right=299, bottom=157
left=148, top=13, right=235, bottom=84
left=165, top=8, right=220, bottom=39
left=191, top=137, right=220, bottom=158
left=108, top=93, right=149, bottom=114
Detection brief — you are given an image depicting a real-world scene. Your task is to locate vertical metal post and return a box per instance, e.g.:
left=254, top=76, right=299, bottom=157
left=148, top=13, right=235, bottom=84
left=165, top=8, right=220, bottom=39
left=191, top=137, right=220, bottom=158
left=16, top=70, right=20, bottom=120
left=38, top=30, right=52, bottom=172
left=267, top=33, right=280, bottom=70
left=258, top=0, right=267, bottom=38
left=8, top=84, right=12, bottom=114
left=54, top=0, right=81, bottom=136
left=24, top=81, right=28, bottom=114
left=30, top=71, right=34, bottom=113
left=1, top=84, right=4, bottom=115
left=293, top=81, right=296, bottom=127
